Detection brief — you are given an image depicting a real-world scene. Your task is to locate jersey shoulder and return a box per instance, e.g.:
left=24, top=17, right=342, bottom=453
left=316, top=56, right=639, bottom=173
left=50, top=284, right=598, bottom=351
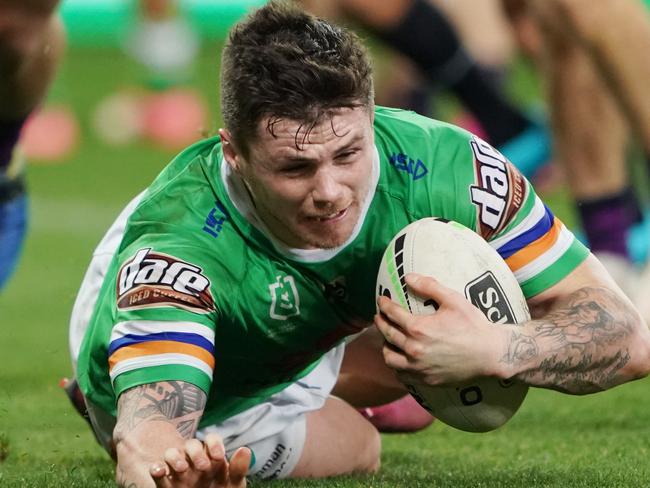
left=371, top=106, right=479, bottom=226
left=373, top=106, right=477, bottom=187
left=108, top=139, right=250, bottom=317
left=373, top=106, right=471, bottom=151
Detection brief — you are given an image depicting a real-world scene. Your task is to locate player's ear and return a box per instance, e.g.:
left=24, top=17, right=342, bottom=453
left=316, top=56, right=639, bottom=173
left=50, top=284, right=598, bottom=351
left=219, top=128, right=242, bottom=172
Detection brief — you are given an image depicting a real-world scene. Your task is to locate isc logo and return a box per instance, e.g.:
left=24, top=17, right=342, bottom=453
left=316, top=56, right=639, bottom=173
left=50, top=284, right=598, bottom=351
left=464, top=271, right=515, bottom=324
left=117, top=248, right=214, bottom=313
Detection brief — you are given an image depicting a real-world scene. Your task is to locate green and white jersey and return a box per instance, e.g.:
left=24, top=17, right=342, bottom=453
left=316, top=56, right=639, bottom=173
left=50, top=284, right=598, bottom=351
left=76, top=107, right=588, bottom=426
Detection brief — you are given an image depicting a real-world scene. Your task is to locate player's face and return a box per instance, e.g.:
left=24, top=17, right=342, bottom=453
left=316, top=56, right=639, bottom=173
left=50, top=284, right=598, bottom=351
left=224, top=106, right=375, bottom=249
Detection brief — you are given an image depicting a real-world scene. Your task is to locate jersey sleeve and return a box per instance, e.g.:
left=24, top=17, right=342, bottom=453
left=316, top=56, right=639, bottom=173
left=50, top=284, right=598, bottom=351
left=463, top=134, right=590, bottom=298
left=106, top=242, right=219, bottom=397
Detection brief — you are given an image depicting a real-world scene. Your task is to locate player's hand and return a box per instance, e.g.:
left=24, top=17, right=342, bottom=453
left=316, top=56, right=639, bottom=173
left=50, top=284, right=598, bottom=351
left=149, top=434, right=250, bottom=488
left=375, top=273, right=508, bottom=386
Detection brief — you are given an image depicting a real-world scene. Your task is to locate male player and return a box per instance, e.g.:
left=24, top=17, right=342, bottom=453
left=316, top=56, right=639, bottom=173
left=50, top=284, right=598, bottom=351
left=0, top=0, right=65, bottom=290
left=68, top=2, right=650, bottom=486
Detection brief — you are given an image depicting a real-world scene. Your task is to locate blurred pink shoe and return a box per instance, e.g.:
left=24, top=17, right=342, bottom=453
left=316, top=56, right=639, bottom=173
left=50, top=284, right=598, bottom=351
left=358, top=394, right=434, bottom=433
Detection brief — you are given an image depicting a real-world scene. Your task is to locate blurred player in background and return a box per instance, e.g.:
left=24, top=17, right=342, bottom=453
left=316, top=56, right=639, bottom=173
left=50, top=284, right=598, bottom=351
left=0, top=0, right=65, bottom=290
left=126, top=0, right=199, bottom=89
left=431, top=0, right=516, bottom=81
left=504, top=0, right=650, bottom=305
left=65, top=3, right=650, bottom=486
left=90, top=0, right=208, bottom=151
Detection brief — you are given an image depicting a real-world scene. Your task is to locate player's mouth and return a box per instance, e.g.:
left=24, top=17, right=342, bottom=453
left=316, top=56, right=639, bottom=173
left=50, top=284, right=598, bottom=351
left=307, top=207, right=349, bottom=223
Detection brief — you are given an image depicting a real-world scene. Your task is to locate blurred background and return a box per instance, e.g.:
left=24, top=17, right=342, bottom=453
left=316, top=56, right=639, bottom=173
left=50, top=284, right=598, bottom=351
left=2, top=0, right=650, bottom=484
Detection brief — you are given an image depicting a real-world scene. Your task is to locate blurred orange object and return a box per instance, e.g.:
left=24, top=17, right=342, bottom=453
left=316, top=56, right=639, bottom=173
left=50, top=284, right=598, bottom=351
left=21, top=105, right=79, bottom=162
left=142, top=88, right=208, bottom=150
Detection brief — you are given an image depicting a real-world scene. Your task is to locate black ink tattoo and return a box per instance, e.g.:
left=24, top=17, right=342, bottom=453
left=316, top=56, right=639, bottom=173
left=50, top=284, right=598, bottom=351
left=501, top=287, right=637, bottom=393
left=114, top=381, right=207, bottom=443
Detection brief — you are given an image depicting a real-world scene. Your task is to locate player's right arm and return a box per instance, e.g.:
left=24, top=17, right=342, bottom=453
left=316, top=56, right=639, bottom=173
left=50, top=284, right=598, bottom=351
left=98, top=239, right=250, bottom=486
left=113, top=380, right=250, bottom=488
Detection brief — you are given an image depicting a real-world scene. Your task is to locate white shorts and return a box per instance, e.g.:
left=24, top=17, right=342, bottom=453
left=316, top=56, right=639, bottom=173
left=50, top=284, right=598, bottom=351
left=69, top=193, right=345, bottom=480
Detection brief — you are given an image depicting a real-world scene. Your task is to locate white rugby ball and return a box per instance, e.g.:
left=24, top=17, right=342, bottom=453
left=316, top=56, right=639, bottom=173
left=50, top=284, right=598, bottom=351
left=376, top=217, right=530, bottom=433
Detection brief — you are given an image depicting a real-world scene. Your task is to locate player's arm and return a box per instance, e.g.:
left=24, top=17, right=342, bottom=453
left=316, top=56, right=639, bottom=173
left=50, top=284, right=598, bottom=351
left=460, top=131, right=650, bottom=392
left=113, top=381, right=249, bottom=488
left=498, top=253, right=650, bottom=394
left=0, top=0, right=64, bottom=119
left=377, top=261, right=650, bottom=395
left=376, top=130, right=650, bottom=395
left=106, top=242, right=250, bottom=487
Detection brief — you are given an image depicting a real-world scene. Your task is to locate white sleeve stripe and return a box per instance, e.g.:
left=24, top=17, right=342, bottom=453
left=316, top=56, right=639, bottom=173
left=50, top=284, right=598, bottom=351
left=110, top=320, right=215, bottom=344
left=513, top=225, right=574, bottom=283
left=109, top=353, right=213, bottom=383
left=489, top=195, right=546, bottom=249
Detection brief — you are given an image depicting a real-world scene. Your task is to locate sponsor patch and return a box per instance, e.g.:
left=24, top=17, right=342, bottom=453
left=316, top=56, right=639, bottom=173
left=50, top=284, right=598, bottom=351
left=468, top=136, right=526, bottom=240
left=253, top=443, right=293, bottom=481
left=464, top=271, right=515, bottom=324
left=116, top=248, right=215, bottom=313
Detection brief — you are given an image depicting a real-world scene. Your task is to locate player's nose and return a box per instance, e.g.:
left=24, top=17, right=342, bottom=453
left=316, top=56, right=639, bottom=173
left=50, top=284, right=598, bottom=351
left=311, top=168, right=344, bottom=206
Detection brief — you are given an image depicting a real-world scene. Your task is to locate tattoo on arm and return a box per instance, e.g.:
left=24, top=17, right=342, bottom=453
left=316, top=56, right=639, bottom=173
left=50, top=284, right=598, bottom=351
left=501, top=287, right=637, bottom=393
left=114, top=381, right=207, bottom=442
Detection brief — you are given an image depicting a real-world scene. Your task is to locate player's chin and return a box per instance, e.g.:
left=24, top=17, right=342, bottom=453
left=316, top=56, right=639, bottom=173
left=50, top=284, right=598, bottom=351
left=300, top=215, right=356, bottom=248
left=299, top=229, right=349, bottom=249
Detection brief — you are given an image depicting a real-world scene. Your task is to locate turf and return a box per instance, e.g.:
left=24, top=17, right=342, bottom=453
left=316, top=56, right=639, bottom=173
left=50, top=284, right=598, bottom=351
left=1, top=46, right=648, bottom=487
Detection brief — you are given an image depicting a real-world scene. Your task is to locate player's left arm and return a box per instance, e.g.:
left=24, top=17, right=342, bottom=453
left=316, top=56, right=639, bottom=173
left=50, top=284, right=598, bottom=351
left=377, top=129, right=650, bottom=394
left=498, top=253, right=650, bottom=394
left=462, top=132, right=650, bottom=392
left=377, top=253, right=650, bottom=395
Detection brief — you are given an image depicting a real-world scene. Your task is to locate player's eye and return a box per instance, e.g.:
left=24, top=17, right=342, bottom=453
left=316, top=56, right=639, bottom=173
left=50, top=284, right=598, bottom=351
left=335, top=149, right=359, bottom=162
left=280, top=163, right=310, bottom=176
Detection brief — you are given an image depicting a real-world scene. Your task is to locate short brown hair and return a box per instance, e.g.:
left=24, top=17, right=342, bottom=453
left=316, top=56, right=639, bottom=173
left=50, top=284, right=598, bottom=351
left=220, top=1, right=374, bottom=155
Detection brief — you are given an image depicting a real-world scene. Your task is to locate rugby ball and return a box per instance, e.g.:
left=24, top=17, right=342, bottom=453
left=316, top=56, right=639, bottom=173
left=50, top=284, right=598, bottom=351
left=376, top=218, right=529, bottom=433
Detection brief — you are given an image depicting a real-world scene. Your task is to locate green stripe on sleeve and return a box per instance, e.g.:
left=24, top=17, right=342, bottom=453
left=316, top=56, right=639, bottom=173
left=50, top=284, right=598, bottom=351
left=113, top=364, right=212, bottom=398
left=520, top=238, right=590, bottom=298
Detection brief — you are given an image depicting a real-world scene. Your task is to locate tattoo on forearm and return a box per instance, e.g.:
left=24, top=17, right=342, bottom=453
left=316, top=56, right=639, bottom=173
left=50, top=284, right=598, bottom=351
left=501, top=287, right=637, bottom=393
left=114, top=381, right=207, bottom=442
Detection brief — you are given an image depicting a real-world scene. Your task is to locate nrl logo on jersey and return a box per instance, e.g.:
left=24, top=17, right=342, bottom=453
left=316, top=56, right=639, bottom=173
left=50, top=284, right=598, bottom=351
left=269, top=274, right=300, bottom=320
left=468, top=136, right=526, bottom=240
left=116, top=248, right=215, bottom=314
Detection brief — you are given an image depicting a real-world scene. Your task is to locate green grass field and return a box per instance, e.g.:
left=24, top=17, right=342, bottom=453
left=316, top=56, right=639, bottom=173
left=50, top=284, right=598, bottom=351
left=1, top=46, right=649, bottom=487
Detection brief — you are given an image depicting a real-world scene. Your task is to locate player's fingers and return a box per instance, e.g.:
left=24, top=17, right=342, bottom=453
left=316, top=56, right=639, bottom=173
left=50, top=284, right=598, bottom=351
left=204, top=434, right=228, bottom=485
left=374, top=312, right=408, bottom=350
left=205, top=433, right=227, bottom=463
left=377, top=295, right=413, bottom=329
left=163, top=447, right=189, bottom=475
left=382, top=341, right=410, bottom=370
left=229, top=447, right=251, bottom=486
left=185, top=438, right=211, bottom=471
left=406, top=273, right=460, bottom=304
left=150, top=462, right=173, bottom=488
